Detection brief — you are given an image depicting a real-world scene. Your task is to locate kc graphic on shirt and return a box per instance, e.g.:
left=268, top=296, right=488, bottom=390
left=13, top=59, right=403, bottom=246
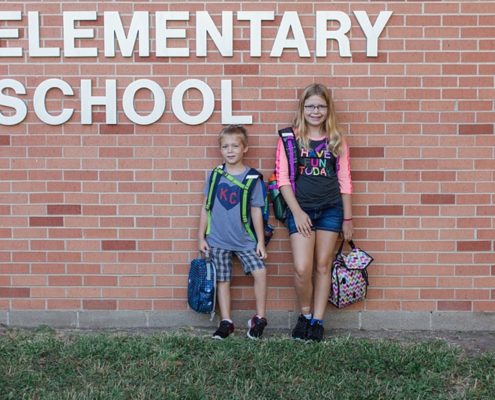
left=216, top=183, right=241, bottom=210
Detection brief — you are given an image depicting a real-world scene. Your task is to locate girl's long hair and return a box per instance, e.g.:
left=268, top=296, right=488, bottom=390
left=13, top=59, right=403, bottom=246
left=293, top=83, right=342, bottom=155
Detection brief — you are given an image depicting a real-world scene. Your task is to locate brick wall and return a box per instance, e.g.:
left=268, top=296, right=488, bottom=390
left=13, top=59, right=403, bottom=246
left=1, top=1, right=494, bottom=327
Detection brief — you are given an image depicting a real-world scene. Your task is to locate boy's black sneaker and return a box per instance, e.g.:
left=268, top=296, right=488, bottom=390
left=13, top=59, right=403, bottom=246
left=307, top=321, right=324, bottom=342
left=291, top=314, right=310, bottom=341
left=247, top=315, right=268, bottom=340
left=212, top=320, right=234, bottom=340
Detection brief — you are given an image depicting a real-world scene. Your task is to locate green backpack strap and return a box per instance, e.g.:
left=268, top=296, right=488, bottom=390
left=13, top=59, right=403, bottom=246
left=239, top=169, right=260, bottom=242
left=205, top=165, right=224, bottom=236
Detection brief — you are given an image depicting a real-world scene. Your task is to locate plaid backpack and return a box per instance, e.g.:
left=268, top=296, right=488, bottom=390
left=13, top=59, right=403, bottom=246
left=187, top=253, right=216, bottom=318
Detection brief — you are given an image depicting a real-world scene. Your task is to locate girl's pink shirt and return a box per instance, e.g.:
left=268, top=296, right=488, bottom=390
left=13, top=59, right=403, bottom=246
left=275, top=135, right=353, bottom=194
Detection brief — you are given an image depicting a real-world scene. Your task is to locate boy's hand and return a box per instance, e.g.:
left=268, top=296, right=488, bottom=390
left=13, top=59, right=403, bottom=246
left=199, top=238, right=210, bottom=254
left=256, top=242, right=267, bottom=260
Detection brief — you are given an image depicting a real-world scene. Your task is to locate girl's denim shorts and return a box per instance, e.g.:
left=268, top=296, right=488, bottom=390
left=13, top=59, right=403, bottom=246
left=287, top=205, right=343, bottom=235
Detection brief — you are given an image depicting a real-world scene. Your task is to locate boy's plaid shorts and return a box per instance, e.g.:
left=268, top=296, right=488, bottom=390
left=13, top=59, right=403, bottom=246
left=209, top=247, right=265, bottom=282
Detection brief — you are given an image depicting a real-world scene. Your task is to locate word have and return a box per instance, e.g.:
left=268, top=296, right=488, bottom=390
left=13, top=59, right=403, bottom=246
left=0, top=79, right=251, bottom=126
left=299, top=146, right=333, bottom=176
left=0, top=10, right=393, bottom=58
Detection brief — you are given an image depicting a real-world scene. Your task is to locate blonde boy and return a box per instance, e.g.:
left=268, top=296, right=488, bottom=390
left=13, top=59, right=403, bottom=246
left=198, top=125, right=268, bottom=340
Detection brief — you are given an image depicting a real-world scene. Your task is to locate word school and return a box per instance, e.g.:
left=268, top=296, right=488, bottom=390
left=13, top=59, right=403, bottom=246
left=0, top=10, right=393, bottom=58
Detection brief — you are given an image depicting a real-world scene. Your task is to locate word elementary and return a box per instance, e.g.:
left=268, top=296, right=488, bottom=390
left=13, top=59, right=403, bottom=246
left=0, top=10, right=393, bottom=58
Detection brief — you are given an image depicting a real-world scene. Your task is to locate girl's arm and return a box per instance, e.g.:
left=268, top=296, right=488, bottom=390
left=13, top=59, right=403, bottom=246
left=338, top=139, right=353, bottom=240
left=341, top=193, right=353, bottom=240
left=279, top=185, right=313, bottom=238
left=276, top=138, right=313, bottom=237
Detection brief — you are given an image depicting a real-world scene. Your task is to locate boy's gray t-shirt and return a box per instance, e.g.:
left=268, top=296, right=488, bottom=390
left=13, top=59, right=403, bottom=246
left=203, top=167, right=264, bottom=251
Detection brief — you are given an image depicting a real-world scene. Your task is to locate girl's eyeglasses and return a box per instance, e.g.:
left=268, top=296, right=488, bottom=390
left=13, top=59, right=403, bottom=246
left=304, top=104, right=328, bottom=112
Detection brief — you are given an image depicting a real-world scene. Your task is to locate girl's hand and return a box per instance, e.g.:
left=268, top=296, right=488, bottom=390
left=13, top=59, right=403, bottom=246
left=256, top=242, right=267, bottom=260
left=342, top=220, right=353, bottom=241
left=294, top=210, right=313, bottom=238
left=199, top=238, right=210, bottom=254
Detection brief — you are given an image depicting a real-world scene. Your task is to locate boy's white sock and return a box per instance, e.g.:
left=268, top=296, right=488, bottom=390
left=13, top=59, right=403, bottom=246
left=303, top=313, right=312, bottom=320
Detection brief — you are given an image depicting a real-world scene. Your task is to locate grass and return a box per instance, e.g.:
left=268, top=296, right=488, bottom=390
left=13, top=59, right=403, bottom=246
left=0, top=327, right=494, bottom=400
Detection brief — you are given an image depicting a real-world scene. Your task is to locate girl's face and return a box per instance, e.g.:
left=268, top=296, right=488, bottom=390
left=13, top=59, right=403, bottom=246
left=220, top=134, right=248, bottom=167
left=303, top=95, right=328, bottom=131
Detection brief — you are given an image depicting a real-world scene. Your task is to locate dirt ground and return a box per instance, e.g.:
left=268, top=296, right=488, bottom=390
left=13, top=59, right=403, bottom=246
left=330, top=329, right=495, bottom=357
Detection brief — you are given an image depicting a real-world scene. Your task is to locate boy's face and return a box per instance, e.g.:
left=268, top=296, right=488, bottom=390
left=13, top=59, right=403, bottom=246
left=220, top=134, right=248, bottom=166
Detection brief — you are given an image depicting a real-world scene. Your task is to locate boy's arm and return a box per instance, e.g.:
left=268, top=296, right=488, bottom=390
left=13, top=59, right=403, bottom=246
left=250, top=207, right=267, bottom=259
left=198, top=197, right=210, bottom=253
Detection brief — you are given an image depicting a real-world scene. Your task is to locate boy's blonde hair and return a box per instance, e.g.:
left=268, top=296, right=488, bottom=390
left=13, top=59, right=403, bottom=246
left=218, top=124, right=248, bottom=147
left=293, top=83, right=343, bottom=156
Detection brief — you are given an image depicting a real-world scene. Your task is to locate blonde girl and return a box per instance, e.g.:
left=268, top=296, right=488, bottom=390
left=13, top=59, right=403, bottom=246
left=275, top=83, right=353, bottom=341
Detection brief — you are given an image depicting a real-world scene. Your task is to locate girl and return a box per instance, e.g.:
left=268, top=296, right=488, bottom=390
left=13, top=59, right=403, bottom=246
left=275, top=83, right=353, bottom=342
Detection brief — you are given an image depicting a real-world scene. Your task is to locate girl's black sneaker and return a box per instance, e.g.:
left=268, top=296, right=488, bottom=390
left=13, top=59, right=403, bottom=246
left=291, top=314, right=310, bottom=341
left=307, top=321, right=324, bottom=342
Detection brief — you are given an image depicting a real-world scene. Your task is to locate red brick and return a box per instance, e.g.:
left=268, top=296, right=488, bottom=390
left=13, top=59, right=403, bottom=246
left=224, top=64, right=259, bottom=75
left=83, top=300, right=117, bottom=310
left=437, top=301, right=472, bottom=311
left=47, top=300, right=81, bottom=310
left=29, top=217, right=64, bottom=227
left=99, top=125, right=135, bottom=135
left=369, top=206, right=403, bottom=216
left=47, top=205, right=81, bottom=215
left=99, top=147, right=133, bottom=158
left=421, top=171, right=456, bottom=181
left=0, top=136, right=10, bottom=146
left=352, top=171, right=384, bottom=181
left=0, top=287, right=30, bottom=297
left=457, top=241, right=491, bottom=252
left=84, top=276, right=118, bottom=286
left=171, top=171, right=205, bottom=181
left=48, top=276, right=82, bottom=286
left=64, top=171, right=98, bottom=181
left=118, top=300, right=153, bottom=310
left=421, top=194, right=455, bottom=205
left=351, top=147, right=384, bottom=158
left=138, top=241, right=173, bottom=251
left=102, top=240, right=136, bottom=251
left=459, top=124, right=493, bottom=135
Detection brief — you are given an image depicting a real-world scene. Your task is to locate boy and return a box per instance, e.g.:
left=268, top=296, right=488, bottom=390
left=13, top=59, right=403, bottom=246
left=198, top=125, right=268, bottom=340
